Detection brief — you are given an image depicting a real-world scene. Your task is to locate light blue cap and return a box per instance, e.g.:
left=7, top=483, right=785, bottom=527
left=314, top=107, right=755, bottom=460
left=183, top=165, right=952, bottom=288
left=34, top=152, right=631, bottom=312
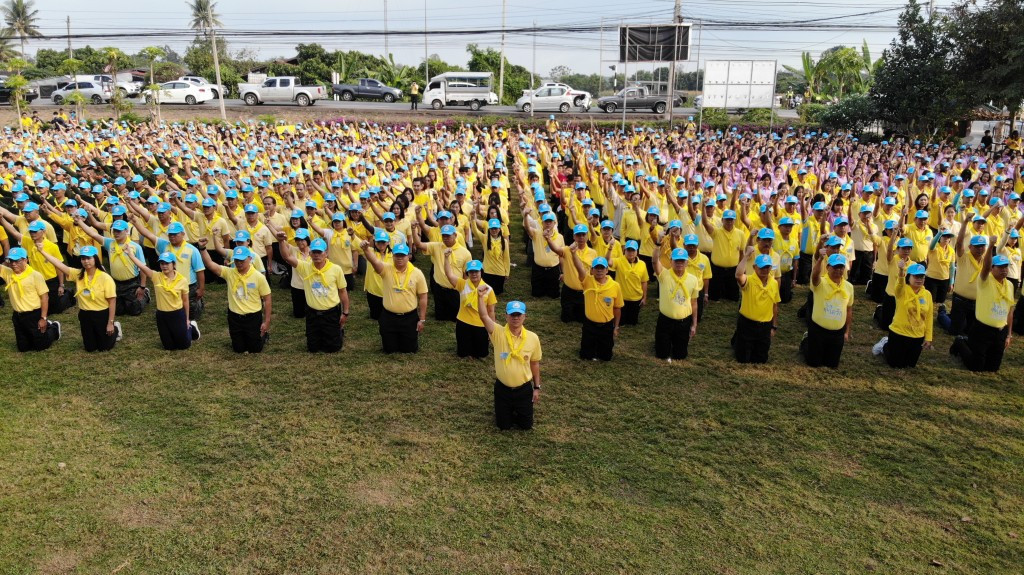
left=373, top=229, right=390, bottom=243
left=158, top=252, right=177, bottom=264
left=573, top=224, right=588, bottom=235
left=992, top=254, right=1010, bottom=266
left=79, top=245, right=99, bottom=258
left=111, top=220, right=129, bottom=232
left=310, top=238, right=327, bottom=252
left=293, top=228, right=310, bottom=241
left=757, top=227, right=775, bottom=240
left=915, top=209, right=929, bottom=219
left=624, top=239, right=639, bottom=250
left=465, top=259, right=483, bottom=272
left=28, top=220, right=46, bottom=232
left=591, top=256, right=609, bottom=268
left=488, top=218, right=502, bottom=229
left=897, top=238, right=913, bottom=248
left=232, top=247, right=254, bottom=260
left=671, top=248, right=688, bottom=261
left=441, top=224, right=456, bottom=236
left=167, top=222, right=185, bottom=234
left=233, top=230, right=251, bottom=242
left=506, top=300, right=526, bottom=314
left=8, top=247, right=27, bottom=260
left=392, top=243, right=411, bottom=256
left=754, top=254, right=773, bottom=268
left=683, top=234, right=699, bottom=246
left=969, top=235, right=987, bottom=246
left=827, top=253, right=846, bottom=267
left=907, top=263, right=926, bottom=275
left=722, top=210, right=736, bottom=219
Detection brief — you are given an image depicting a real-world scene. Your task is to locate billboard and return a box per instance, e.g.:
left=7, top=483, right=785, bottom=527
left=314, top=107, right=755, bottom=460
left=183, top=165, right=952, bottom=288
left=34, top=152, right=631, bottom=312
left=701, top=60, right=777, bottom=109
left=618, top=24, right=690, bottom=62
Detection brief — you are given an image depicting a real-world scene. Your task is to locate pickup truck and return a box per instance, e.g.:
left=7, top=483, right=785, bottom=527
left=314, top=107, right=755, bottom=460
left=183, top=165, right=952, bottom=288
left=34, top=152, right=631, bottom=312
left=596, top=86, right=680, bottom=114
left=0, top=85, right=39, bottom=104
left=73, top=74, right=143, bottom=97
left=237, top=76, right=326, bottom=107
left=332, top=78, right=403, bottom=102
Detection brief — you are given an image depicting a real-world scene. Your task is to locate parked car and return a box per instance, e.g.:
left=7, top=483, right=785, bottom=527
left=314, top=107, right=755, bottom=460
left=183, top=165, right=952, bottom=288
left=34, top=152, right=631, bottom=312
left=596, top=86, right=680, bottom=114
left=52, top=81, right=111, bottom=105
left=515, top=86, right=586, bottom=113
left=0, top=85, right=39, bottom=104
left=178, top=76, right=227, bottom=99
left=142, top=81, right=215, bottom=105
left=332, top=78, right=403, bottom=102
left=73, top=74, right=142, bottom=97
left=237, top=76, right=326, bottom=106
left=423, top=72, right=499, bottom=111
left=540, top=82, right=592, bottom=108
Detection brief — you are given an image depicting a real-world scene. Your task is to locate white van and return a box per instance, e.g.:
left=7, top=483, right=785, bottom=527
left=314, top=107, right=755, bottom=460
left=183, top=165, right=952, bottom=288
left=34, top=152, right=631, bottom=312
left=423, top=72, right=499, bottom=111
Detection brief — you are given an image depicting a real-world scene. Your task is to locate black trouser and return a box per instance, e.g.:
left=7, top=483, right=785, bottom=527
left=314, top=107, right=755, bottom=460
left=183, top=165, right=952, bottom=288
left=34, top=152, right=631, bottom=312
left=306, top=304, right=343, bottom=353
left=11, top=308, right=58, bottom=352
left=482, top=272, right=506, bottom=296
left=880, top=294, right=897, bottom=331
left=883, top=330, right=923, bottom=368
left=79, top=309, right=116, bottom=352
left=45, top=277, right=72, bottom=315
left=925, top=277, right=951, bottom=307
left=797, top=253, right=813, bottom=284
left=639, top=255, right=654, bottom=280
left=156, top=308, right=192, bottom=350
left=620, top=299, right=642, bottom=325
left=456, top=319, right=489, bottom=358
left=779, top=269, right=794, bottom=304
left=709, top=264, right=738, bottom=301
left=851, top=250, right=875, bottom=285
left=531, top=263, right=560, bottom=298
left=950, top=294, right=976, bottom=336
left=805, top=321, right=845, bottom=368
left=494, top=380, right=533, bottom=430
left=955, top=321, right=1008, bottom=372
left=291, top=286, right=307, bottom=318
left=227, top=310, right=266, bottom=353
left=410, top=93, right=420, bottom=110
left=142, top=245, right=158, bottom=269
left=345, top=273, right=355, bottom=292
left=560, top=285, right=584, bottom=323
left=1015, top=294, right=1024, bottom=335
left=868, top=271, right=887, bottom=303
left=114, top=277, right=145, bottom=316
left=188, top=282, right=205, bottom=321
left=734, top=314, right=771, bottom=364
left=655, top=313, right=692, bottom=360
left=379, top=309, right=419, bottom=353
left=434, top=284, right=460, bottom=322
left=366, top=292, right=383, bottom=320
left=580, top=318, right=615, bottom=360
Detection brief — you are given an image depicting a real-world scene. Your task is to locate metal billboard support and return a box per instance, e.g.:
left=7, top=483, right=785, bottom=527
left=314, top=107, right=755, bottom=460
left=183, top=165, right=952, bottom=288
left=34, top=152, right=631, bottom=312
left=622, top=24, right=629, bottom=133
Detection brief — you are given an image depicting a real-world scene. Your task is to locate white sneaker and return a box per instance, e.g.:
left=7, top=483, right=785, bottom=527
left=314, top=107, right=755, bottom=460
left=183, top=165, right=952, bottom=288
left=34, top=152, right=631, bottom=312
left=667, top=358, right=673, bottom=363
left=114, top=321, right=123, bottom=341
left=51, top=320, right=61, bottom=341
left=190, top=320, right=201, bottom=341
left=872, top=336, right=888, bottom=356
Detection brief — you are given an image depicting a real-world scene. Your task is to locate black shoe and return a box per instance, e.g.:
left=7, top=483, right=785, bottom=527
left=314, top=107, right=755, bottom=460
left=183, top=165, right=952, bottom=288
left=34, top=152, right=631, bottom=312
left=51, top=320, right=62, bottom=341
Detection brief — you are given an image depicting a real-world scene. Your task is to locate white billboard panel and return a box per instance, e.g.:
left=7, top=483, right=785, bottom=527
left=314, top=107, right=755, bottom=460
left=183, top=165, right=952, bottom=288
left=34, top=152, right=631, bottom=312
left=701, top=60, right=777, bottom=109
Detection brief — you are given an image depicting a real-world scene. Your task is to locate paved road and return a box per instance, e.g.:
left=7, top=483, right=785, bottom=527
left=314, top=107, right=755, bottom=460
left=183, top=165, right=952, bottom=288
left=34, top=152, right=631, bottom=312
left=27, top=96, right=800, bottom=119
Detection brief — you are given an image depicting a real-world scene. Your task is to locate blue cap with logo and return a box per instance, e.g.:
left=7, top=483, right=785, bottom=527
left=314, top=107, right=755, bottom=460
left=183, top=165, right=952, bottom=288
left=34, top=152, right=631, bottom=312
left=671, top=248, right=689, bottom=261
left=392, top=243, right=411, bottom=256
left=754, top=254, right=773, bottom=268
left=167, top=222, right=185, bottom=234
left=827, top=254, right=846, bottom=267
left=591, top=256, right=609, bottom=268
left=310, top=238, right=327, bottom=252
left=683, top=234, right=699, bottom=246
left=8, top=247, right=27, bottom=260
left=465, top=259, right=483, bottom=272
left=232, top=247, right=253, bottom=261
left=506, top=300, right=526, bottom=314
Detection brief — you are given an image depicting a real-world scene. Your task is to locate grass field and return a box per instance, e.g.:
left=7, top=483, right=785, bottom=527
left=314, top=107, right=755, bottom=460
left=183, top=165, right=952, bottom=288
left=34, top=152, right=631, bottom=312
left=2, top=217, right=1023, bottom=574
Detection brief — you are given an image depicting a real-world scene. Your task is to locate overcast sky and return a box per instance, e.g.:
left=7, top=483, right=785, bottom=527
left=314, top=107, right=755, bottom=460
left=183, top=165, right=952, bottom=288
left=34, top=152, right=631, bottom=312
left=24, top=0, right=955, bottom=77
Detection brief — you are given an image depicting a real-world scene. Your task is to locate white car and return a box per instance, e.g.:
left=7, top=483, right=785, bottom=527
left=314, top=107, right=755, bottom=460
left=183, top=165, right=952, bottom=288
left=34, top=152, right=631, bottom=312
left=540, top=82, right=592, bottom=108
left=142, top=81, right=215, bottom=105
left=178, top=76, right=227, bottom=99
left=515, top=86, right=582, bottom=113
left=51, top=81, right=112, bottom=105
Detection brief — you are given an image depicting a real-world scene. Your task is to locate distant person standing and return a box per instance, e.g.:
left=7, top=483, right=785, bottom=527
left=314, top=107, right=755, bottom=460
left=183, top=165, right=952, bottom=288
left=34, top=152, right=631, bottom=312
left=409, top=81, right=420, bottom=110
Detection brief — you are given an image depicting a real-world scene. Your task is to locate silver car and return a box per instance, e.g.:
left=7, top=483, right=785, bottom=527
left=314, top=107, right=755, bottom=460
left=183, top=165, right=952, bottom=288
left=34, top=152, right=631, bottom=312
left=516, top=86, right=585, bottom=113
left=51, top=81, right=112, bottom=105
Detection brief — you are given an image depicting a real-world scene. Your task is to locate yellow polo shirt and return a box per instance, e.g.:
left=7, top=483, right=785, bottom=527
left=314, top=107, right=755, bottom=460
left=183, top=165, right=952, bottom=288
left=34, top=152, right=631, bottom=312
left=491, top=325, right=542, bottom=388
left=711, top=225, right=745, bottom=267
left=739, top=276, right=780, bottom=322
left=810, top=275, right=853, bottom=331
left=658, top=268, right=699, bottom=320
left=152, top=271, right=188, bottom=312
left=891, top=281, right=933, bottom=340
left=686, top=251, right=712, bottom=285
left=582, top=275, right=623, bottom=323
left=67, top=268, right=116, bottom=311
left=455, top=278, right=496, bottom=327
left=221, top=266, right=271, bottom=315
left=381, top=263, right=427, bottom=314
left=425, top=242, right=471, bottom=289
left=974, top=275, right=1014, bottom=329
left=297, top=260, right=346, bottom=311
left=953, top=251, right=984, bottom=299
left=1, top=265, right=48, bottom=312
left=363, top=249, right=392, bottom=297
left=23, top=240, right=61, bottom=281
left=611, top=256, right=649, bottom=302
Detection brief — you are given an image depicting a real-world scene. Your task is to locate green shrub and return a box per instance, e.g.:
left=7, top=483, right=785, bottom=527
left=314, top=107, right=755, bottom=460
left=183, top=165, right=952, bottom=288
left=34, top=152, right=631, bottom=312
left=799, top=103, right=827, bottom=124
left=740, top=108, right=778, bottom=125
left=699, top=107, right=729, bottom=128
left=817, top=94, right=878, bottom=134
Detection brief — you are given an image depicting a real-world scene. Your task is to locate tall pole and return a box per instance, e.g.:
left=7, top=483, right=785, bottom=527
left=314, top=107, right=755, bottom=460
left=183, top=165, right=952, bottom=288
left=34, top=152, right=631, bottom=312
left=424, top=0, right=429, bottom=82
left=530, top=20, right=536, bottom=118
left=622, top=25, right=628, bottom=132
left=66, top=16, right=72, bottom=58
left=696, top=20, right=704, bottom=132
left=928, top=0, right=935, bottom=18
left=666, top=0, right=682, bottom=124
left=598, top=17, right=604, bottom=97
left=384, top=0, right=390, bottom=57
left=210, top=27, right=227, bottom=121
left=498, top=0, right=507, bottom=106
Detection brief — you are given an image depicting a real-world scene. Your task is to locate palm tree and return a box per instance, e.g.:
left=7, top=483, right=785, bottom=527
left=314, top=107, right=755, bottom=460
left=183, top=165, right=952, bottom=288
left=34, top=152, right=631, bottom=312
left=2, top=0, right=41, bottom=57
left=187, top=0, right=226, bottom=120
left=359, top=53, right=414, bottom=92
left=856, top=40, right=883, bottom=94
left=783, top=52, right=823, bottom=102
left=0, top=29, right=17, bottom=61
left=140, top=46, right=166, bottom=122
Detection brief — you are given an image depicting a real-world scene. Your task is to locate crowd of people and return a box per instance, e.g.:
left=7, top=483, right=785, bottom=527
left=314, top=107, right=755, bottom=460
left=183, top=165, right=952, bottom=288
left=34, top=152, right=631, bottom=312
left=0, top=113, right=1021, bottom=429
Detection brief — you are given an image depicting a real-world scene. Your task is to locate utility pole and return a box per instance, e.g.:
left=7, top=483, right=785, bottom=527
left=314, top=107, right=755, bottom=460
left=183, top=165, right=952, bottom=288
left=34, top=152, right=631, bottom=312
left=66, top=16, right=72, bottom=59
left=384, top=0, right=390, bottom=57
left=928, top=0, right=935, bottom=18
left=210, top=27, right=227, bottom=121
left=530, top=20, right=536, bottom=118
left=498, top=0, right=507, bottom=106
left=598, top=17, right=604, bottom=96
left=666, top=0, right=682, bottom=124
left=424, top=0, right=429, bottom=82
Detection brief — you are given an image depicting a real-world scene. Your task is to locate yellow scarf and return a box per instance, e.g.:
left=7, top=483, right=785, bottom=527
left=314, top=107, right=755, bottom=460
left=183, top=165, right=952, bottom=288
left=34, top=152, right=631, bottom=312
left=393, top=264, right=413, bottom=292
left=966, top=253, right=984, bottom=283
left=230, top=267, right=257, bottom=300
left=503, top=325, right=526, bottom=365
left=155, top=271, right=181, bottom=296
left=5, top=266, right=35, bottom=298
left=77, top=268, right=99, bottom=295
left=462, top=279, right=482, bottom=312
left=301, top=260, right=335, bottom=285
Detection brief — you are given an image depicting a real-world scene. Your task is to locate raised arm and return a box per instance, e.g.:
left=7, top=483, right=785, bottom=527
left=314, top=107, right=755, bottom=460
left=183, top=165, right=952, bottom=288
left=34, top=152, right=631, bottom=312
left=980, top=235, right=997, bottom=281
left=955, top=210, right=970, bottom=257
left=359, top=241, right=386, bottom=275
left=124, top=245, right=156, bottom=279
left=33, top=241, right=73, bottom=277
left=736, top=245, right=754, bottom=286
left=196, top=238, right=223, bottom=277
left=569, top=243, right=586, bottom=283
left=276, top=233, right=299, bottom=268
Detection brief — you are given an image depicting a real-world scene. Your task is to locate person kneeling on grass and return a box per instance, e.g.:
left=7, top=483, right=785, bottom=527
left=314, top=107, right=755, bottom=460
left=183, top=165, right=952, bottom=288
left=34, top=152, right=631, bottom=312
left=443, top=253, right=497, bottom=359
left=873, top=262, right=933, bottom=368
left=477, top=294, right=543, bottom=431
left=652, top=248, right=699, bottom=362
left=804, top=252, right=853, bottom=368
left=570, top=248, right=624, bottom=361
left=360, top=241, right=428, bottom=354
left=279, top=238, right=350, bottom=353
left=950, top=238, right=1015, bottom=372
left=1, top=247, right=61, bottom=351
left=198, top=241, right=273, bottom=353
left=127, top=250, right=201, bottom=350
left=733, top=247, right=781, bottom=364
left=35, top=244, right=121, bottom=352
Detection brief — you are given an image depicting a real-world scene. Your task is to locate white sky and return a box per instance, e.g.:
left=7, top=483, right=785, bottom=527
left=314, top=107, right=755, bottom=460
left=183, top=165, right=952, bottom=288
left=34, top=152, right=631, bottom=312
left=23, top=0, right=956, bottom=77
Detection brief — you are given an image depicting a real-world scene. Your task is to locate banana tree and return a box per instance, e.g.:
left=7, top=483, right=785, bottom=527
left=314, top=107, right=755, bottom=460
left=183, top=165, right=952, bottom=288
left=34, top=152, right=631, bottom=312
left=783, top=52, right=823, bottom=101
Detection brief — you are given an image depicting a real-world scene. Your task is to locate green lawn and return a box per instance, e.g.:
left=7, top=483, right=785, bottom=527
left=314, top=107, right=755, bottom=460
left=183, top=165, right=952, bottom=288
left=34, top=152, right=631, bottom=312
left=1, top=229, right=1023, bottom=573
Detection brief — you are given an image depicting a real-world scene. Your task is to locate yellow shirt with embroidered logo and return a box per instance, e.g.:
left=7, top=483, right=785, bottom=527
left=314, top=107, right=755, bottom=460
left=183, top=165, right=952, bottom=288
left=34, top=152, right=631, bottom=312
left=455, top=278, right=497, bottom=327
left=490, top=325, right=542, bottom=388
left=381, top=263, right=427, bottom=313
left=221, top=266, right=271, bottom=315
left=1, top=265, right=48, bottom=312
left=152, top=271, right=188, bottom=312
left=657, top=268, right=699, bottom=320
left=67, top=268, right=116, bottom=311
left=810, top=275, right=853, bottom=331
left=974, top=275, right=1014, bottom=329
left=297, top=260, right=346, bottom=311
left=582, top=275, right=623, bottom=323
